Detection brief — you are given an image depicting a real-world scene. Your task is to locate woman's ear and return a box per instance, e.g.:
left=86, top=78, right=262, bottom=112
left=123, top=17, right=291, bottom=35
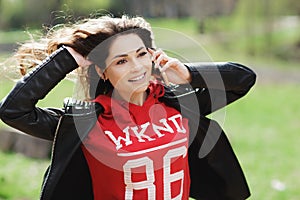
left=94, top=65, right=106, bottom=80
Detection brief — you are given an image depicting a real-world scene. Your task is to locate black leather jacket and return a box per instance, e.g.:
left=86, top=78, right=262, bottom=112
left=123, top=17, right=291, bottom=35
left=0, top=47, right=256, bottom=200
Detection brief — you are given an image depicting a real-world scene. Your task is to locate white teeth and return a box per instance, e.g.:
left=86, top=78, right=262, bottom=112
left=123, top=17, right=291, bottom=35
left=129, top=73, right=145, bottom=82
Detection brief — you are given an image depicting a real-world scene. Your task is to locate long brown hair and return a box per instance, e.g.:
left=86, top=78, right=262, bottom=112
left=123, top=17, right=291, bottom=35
left=11, top=15, right=155, bottom=100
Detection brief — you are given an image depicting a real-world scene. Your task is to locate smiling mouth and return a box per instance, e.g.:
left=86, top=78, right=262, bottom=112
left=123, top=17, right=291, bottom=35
left=128, top=72, right=146, bottom=82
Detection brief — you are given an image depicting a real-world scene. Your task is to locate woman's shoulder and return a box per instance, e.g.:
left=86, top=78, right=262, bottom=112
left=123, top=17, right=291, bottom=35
left=162, top=84, right=201, bottom=99
left=63, top=97, right=103, bottom=116
left=159, top=84, right=201, bottom=112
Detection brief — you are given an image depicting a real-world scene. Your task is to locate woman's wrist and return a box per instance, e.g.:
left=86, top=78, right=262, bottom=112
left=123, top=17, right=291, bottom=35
left=64, top=46, right=92, bottom=68
left=184, top=67, right=192, bottom=83
left=183, top=64, right=192, bottom=83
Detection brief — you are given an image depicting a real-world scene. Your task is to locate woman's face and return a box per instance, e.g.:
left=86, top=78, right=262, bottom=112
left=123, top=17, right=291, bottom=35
left=103, top=33, right=152, bottom=98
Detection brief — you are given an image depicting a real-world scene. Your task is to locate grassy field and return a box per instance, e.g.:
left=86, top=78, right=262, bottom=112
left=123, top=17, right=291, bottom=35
left=0, top=152, right=49, bottom=200
left=0, top=83, right=299, bottom=200
left=0, top=16, right=300, bottom=199
left=224, top=84, right=300, bottom=200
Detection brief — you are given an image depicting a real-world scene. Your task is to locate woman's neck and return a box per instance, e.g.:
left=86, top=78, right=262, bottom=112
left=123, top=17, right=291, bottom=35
left=112, top=90, right=147, bottom=106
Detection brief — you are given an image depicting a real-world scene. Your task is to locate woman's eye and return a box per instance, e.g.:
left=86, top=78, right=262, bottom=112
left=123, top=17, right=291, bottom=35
left=116, top=59, right=127, bottom=65
left=138, top=51, right=147, bottom=57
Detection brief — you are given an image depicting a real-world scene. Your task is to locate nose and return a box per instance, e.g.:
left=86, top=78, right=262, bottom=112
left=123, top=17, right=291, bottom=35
left=130, top=58, right=143, bottom=72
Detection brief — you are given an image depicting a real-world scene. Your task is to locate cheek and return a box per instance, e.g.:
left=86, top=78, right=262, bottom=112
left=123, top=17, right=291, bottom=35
left=144, top=62, right=152, bottom=73
left=106, top=69, right=128, bottom=87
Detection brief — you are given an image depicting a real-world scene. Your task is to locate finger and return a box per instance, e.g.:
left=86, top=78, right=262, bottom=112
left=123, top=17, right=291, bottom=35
left=151, top=48, right=164, bottom=61
left=155, top=54, right=168, bottom=69
left=160, top=59, right=177, bottom=72
left=147, top=48, right=157, bottom=61
left=147, top=47, right=155, bottom=55
left=161, top=71, right=170, bottom=86
left=160, top=58, right=182, bottom=72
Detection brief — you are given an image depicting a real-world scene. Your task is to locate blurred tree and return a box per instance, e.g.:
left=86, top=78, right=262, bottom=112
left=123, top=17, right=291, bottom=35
left=0, top=0, right=110, bottom=30
left=0, top=0, right=299, bottom=30
left=0, top=0, right=24, bottom=29
left=188, top=0, right=238, bottom=34
left=263, top=0, right=274, bottom=54
left=277, top=0, right=300, bottom=16
left=61, top=0, right=110, bottom=16
left=110, top=0, right=237, bottom=19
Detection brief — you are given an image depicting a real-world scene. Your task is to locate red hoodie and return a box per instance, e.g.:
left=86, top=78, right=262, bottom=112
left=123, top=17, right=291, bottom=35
left=81, top=82, right=190, bottom=200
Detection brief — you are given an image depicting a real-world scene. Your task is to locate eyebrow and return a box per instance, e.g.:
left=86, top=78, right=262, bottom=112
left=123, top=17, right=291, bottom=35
left=112, top=47, right=145, bottom=59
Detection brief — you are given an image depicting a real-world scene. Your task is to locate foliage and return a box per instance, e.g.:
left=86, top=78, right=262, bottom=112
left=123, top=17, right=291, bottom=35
left=0, top=0, right=110, bottom=29
left=0, top=0, right=299, bottom=30
left=61, top=0, right=111, bottom=16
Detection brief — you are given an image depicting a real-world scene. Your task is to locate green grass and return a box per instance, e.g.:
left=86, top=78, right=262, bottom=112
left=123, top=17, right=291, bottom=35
left=223, top=84, right=300, bottom=200
left=148, top=17, right=199, bottom=36
left=0, top=30, right=34, bottom=44
left=1, top=84, right=300, bottom=199
left=0, top=77, right=75, bottom=109
left=0, top=151, right=49, bottom=200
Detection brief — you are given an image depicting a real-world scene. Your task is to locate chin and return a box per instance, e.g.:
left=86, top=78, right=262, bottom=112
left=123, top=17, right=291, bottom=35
left=131, top=82, right=150, bottom=93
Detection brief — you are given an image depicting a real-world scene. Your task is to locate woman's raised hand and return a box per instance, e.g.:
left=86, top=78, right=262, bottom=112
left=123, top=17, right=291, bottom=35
left=147, top=48, right=191, bottom=85
left=65, top=46, right=92, bottom=68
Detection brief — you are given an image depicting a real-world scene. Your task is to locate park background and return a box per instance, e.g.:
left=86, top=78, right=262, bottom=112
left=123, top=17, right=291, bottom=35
left=0, top=0, right=299, bottom=199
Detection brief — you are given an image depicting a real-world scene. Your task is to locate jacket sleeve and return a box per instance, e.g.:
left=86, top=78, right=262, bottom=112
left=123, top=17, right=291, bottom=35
left=185, top=62, right=256, bottom=116
left=0, top=47, right=78, bottom=140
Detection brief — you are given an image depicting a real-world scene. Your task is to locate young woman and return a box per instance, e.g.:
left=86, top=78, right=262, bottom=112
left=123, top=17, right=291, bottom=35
left=0, top=15, right=256, bottom=200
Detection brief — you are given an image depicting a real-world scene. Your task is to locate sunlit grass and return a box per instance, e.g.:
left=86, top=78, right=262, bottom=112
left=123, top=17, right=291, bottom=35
left=0, top=30, right=31, bottom=44
left=0, top=151, right=49, bottom=200
left=223, top=84, right=300, bottom=200
left=1, top=83, right=300, bottom=199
